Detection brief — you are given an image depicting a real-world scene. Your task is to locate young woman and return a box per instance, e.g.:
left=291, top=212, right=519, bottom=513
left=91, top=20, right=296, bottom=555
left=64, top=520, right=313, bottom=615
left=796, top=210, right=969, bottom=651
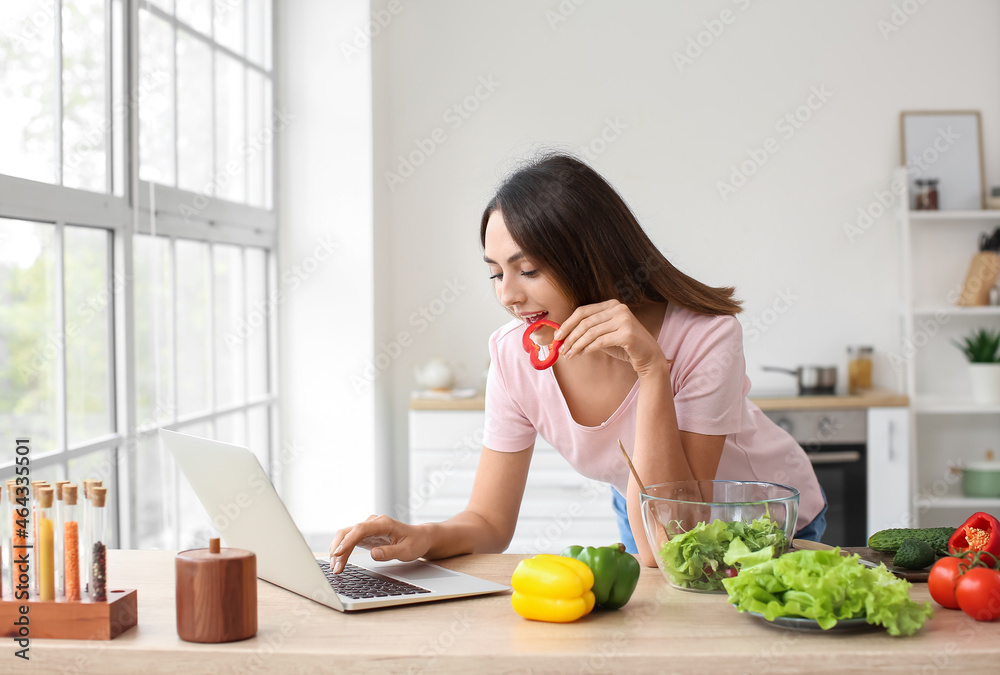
left=330, top=153, right=826, bottom=571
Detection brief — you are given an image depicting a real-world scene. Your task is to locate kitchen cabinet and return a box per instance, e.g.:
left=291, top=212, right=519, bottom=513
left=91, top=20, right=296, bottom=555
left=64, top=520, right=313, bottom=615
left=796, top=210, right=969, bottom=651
left=897, top=166, right=1000, bottom=525
left=758, top=398, right=910, bottom=541
left=407, top=399, right=620, bottom=553
left=867, top=407, right=911, bottom=534
left=409, top=394, right=911, bottom=548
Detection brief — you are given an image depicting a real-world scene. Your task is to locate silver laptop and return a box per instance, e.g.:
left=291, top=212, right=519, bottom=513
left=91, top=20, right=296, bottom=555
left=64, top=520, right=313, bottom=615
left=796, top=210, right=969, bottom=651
left=160, top=429, right=508, bottom=611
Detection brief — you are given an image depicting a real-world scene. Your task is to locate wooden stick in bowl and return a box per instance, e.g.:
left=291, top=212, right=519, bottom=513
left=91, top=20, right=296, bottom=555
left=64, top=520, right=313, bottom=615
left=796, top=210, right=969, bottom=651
left=618, top=440, right=648, bottom=495
left=618, top=440, right=670, bottom=539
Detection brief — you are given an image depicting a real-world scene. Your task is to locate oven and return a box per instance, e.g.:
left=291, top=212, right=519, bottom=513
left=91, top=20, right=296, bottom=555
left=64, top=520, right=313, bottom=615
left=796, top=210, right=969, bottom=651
left=762, top=409, right=868, bottom=547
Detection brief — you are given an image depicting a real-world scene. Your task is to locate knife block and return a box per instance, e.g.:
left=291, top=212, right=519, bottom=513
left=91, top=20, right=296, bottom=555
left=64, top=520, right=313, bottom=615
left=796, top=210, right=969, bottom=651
left=175, top=538, right=257, bottom=643
left=958, top=251, right=1000, bottom=306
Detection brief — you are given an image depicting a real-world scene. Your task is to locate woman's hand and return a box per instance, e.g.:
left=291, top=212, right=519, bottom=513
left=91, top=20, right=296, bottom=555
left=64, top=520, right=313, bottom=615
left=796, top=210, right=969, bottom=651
left=554, top=300, right=669, bottom=377
left=329, top=515, right=432, bottom=573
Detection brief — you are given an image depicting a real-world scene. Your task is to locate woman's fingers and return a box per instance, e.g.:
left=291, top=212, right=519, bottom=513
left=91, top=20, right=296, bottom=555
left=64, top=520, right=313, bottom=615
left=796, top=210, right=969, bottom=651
left=329, top=528, right=356, bottom=573
left=329, top=516, right=428, bottom=573
left=328, top=527, right=350, bottom=559
left=330, top=515, right=397, bottom=572
left=557, top=301, right=668, bottom=372
left=556, top=303, right=620, bottom=346
left=554, top=300, right=620, bottom=341
left=356, top=534, right=393, bottom=550
left=570, top=330, right=629, bottom=360
left=372, top=535, right=425, bottom=563
left=560, top=303, right=635, bottom=356
left=567, top=315, right=623, bottom=348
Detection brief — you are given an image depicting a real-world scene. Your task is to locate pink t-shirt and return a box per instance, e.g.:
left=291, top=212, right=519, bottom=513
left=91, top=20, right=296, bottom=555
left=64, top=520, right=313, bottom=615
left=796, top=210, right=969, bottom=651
left=482, top=303, right=825, bottom=533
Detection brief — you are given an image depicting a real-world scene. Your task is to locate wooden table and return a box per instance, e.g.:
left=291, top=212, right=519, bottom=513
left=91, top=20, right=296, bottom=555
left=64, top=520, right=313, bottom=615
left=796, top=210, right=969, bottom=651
left=17, top=550, right=1000, bottom=674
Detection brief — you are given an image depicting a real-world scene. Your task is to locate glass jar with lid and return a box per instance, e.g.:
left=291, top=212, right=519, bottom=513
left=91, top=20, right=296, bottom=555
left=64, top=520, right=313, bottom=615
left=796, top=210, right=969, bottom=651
left=914, top=179, right=928, bottom=210
left=847, top=346, right=873, bottom=394
left=925, top=178, right=940, bottom=210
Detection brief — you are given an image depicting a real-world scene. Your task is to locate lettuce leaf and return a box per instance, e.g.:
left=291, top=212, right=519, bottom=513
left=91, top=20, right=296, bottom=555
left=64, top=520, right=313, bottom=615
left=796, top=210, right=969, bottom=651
left=659, top=518, right=732, bottom=588
left=723, top=538, right=776, bottom=569
left=727, top=517, right=787, bottom=552
left=658, top=516, right=785, bottom=590
left=722, top=548, right=933, bottom=636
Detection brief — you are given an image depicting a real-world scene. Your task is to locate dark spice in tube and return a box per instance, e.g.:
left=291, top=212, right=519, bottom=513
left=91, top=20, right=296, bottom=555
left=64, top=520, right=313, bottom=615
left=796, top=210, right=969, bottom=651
left=89, top=486, right=108, bottom=601
left=91, top=542, right=107, bottom=601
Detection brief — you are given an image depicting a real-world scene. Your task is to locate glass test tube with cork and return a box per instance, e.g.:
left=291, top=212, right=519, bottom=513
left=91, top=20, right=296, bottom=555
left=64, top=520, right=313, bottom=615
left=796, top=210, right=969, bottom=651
left=63, top=484, right=81, bottom=601
left=37, top=487, right=55, bottom=601
left=89, top=486, right=108, bottom=602
left=81, top=479, right=101, bottom=594
left=53, top=480, right=70, bottom=598
left=9, top=480, right=29, bottom=597
left=31, top=480, right=49, bottom=596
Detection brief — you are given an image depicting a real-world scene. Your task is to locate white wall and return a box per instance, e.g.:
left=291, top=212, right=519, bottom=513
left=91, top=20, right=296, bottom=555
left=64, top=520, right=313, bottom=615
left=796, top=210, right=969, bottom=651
left=372, top=0, right=1000, bottom=516
left=280, top=1, right=1000, bottom=537
left=277, top=0, right=379, bottom=546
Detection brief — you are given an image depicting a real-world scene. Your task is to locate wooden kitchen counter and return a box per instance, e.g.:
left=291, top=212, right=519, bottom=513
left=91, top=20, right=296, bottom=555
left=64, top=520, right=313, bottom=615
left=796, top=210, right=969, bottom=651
left=18, top=550, right=998, bottom=674
left=409, top=389, right=910, bottom=411
left=750, top=388, right=909, bottom=411
left=409, top=393, right=487, bottom=410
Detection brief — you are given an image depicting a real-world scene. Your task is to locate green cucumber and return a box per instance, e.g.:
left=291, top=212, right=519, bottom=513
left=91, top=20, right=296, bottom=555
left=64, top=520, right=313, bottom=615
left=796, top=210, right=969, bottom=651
left=892, top=538, right=936, bottom=570
left=867, top=527, right=955, bottom=555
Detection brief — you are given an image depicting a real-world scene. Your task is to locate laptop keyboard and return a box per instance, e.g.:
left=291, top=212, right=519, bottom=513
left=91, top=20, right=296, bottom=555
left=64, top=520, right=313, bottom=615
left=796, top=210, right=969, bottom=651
left=318, top=560, right=432, bottom=600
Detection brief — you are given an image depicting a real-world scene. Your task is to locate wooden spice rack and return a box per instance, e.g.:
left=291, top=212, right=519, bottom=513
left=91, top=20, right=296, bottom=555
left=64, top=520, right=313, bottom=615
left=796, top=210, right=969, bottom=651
left=0, top=589, right=138, bottom=640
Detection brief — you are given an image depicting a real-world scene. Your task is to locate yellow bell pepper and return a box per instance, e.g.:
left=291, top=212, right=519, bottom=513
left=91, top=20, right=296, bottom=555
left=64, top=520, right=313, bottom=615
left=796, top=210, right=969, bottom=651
left=510, top=554, right=596, bottom=622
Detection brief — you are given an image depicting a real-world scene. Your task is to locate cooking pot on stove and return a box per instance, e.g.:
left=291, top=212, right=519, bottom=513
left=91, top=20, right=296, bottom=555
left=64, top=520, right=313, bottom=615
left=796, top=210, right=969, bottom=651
left=762, top=365, right=837, bottom=396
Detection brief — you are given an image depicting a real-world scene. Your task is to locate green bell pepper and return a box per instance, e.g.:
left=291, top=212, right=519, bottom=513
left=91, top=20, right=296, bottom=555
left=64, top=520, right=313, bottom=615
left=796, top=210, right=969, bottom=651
left=561, top=543, right=640, bottom=610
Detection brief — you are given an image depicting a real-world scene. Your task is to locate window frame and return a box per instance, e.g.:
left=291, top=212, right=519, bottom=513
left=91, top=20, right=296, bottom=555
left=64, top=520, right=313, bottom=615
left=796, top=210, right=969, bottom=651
left=0, top=0, right=279, bottom=551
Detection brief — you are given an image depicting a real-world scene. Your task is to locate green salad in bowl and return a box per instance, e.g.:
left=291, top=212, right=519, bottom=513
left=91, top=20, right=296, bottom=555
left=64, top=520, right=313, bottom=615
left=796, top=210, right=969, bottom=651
left=640, top=480, right=799, bottom=592
left=658, top=516, right=787, bottom=591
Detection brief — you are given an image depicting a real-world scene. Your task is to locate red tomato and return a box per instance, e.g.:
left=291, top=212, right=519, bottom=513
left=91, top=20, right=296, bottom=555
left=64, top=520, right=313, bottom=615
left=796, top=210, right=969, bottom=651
left=955, top=567, right=1000, bottom=622
left=929, top=556, right=965, bottom=610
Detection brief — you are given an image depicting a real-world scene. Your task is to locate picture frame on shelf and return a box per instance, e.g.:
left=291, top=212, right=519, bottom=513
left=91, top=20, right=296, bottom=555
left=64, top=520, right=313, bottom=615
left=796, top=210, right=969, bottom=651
left=900, top=110, right=985, bottom=211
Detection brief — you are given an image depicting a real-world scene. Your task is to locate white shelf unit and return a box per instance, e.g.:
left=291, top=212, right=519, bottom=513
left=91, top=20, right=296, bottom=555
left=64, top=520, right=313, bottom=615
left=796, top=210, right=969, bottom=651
left=929, top=496, right=1000, bottom=509
left=913, top=306, right=1000, bottom=317
left=897, top=167, right=1000, bottom=525
left=912, top=396, right=1000, bottom=414
left=909, top=210, right=1000, bottom=221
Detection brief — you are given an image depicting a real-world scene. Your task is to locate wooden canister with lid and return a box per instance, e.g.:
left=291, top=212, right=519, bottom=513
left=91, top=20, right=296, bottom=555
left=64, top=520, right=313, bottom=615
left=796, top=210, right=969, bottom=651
left=175, top=538, right=257, bottom=643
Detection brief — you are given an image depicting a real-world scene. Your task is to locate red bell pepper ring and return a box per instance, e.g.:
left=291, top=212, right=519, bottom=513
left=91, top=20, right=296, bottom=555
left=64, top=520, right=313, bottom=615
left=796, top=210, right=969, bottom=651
left=522, top=319, right=564, bottom=370
left=948, top=511, right=1000, bottom=564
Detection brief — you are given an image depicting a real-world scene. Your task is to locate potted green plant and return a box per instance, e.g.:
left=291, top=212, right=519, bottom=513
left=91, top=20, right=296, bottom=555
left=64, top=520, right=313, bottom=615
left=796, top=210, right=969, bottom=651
left=953, top=328, right=1000, bottom=404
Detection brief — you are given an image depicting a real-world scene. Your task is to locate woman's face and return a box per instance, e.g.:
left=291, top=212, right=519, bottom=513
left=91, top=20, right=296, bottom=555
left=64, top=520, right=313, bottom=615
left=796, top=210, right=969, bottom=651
left=483, top=209, right=573, bottom=326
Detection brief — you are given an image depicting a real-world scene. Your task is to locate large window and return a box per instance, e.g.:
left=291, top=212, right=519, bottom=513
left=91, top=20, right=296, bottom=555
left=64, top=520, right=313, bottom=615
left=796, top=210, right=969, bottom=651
left=0, top=0, right=277, bottom=551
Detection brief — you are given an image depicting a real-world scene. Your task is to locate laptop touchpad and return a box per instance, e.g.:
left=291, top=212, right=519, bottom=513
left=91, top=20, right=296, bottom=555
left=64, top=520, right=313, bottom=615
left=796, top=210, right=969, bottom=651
left=379, top=564, right=459, bottom=580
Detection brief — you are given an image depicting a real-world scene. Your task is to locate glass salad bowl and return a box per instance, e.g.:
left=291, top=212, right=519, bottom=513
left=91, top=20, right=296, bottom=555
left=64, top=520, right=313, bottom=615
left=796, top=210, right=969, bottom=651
left=639, top=480, right=799, bottom=593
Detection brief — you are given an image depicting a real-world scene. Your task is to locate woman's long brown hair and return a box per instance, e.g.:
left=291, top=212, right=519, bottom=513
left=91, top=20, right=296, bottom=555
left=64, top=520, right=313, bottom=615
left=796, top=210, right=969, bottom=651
left=480, top=154, right=742, bottom=316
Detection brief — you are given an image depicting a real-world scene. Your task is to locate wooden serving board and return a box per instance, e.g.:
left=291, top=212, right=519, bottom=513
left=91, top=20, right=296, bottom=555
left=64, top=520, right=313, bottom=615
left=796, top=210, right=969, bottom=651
left=790, top=541, right=933, bottom=582
left=839, top=547, right=932, bottom=582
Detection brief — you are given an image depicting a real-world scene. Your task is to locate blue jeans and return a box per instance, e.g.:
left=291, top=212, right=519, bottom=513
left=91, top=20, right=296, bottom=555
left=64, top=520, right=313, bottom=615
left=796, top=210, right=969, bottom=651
left=611, top=486, right=828, bottom=550
left=792, top=487, right=828, bottom=542
left=611, top=488, right=639, bottom=554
